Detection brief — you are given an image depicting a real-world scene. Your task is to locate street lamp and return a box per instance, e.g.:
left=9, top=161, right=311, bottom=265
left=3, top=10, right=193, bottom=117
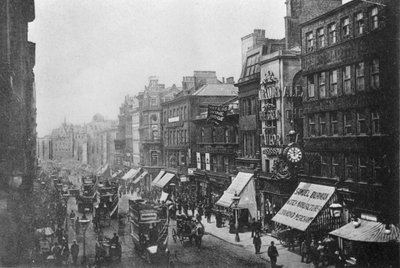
left=232, top=193, right=241, bottom=242
left=79, top=217, right=90, bottom=264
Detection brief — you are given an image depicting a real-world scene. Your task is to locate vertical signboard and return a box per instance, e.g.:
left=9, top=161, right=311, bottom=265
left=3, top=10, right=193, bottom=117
left=205, top=153, right=210, bottom=171
left=196, top=152, right=201, bottom=169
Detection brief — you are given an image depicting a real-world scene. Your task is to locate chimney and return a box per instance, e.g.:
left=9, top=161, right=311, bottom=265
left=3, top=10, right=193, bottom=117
left=226, top=77, right=235, bottom=84
left=222, top=77, right=225, bottom=84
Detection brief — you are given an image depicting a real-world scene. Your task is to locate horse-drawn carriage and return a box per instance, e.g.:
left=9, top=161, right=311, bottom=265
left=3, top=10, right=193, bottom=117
left=172, top=214, right=204, bottom=248
left=95, top=235, right=122, bottom=264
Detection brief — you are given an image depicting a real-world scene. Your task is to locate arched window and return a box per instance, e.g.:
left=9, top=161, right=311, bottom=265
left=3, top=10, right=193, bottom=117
left=211, top=128, right=216, bottom=143
left=201, top=128, right=205, bottom=143
left=224, top=128, right=229, bottom=143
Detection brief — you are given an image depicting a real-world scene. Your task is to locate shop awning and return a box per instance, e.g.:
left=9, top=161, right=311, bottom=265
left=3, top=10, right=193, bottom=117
left=272, top=182, right=335, bottom=231
left=330, top=219, right=400, bottom=243
left=160, top=191, right=169, bottom=202
left=112, top=170, right=122, bottom=178
left=133, top=171, right=148, bottom=184
left=151, top=170, right=165, bottom=186
left=97, top=164, right=109, bottom=176
left=215, top=172, right=257, bottom=217
left=154, top=172, right=175, bottom=188
left=121, top=168, right=140, bottom=181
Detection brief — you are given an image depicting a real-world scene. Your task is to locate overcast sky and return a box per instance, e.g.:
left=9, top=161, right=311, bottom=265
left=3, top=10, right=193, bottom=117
left=31, top=0, right=294, bottom=136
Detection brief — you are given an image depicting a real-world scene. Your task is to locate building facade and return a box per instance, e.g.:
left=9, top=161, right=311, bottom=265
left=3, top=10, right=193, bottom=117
left=0, top=0, right=37, bottom=264
left=300, top=0, right=398, bottom=226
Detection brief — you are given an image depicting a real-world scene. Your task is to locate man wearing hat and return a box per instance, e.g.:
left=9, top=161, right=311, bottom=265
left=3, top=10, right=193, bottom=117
left=70, top=240, right=79, bottom=266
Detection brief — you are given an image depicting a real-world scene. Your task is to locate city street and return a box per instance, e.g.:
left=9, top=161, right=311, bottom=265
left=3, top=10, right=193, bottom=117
left=65, top=175, right=269, bottom=267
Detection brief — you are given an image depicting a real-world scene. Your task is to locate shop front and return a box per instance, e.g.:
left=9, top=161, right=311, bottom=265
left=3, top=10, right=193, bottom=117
left=272, top=182, right=341, bottom=240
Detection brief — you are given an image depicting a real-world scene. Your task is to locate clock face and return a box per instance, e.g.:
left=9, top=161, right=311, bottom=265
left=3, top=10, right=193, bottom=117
left=287, top=146, right=302, bottom=163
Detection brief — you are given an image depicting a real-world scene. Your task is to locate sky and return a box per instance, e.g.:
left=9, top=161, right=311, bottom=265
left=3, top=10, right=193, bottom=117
left=31, top=0, right=289, bottom=136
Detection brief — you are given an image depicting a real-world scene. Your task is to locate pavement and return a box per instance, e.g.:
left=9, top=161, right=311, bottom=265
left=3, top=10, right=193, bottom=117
left=199, top=214, right=317, bottom=268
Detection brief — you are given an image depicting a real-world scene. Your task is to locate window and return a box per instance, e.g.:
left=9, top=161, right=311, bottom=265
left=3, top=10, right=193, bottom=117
left=356, top=62, right=365, bottom=91
left=358, top=156, right=368, bottom=182
left=183, top=106, right=187, bottom=120
left=308, top=75, right=315, bottom=98
left=306, top=32, right=314, bottom=51
left=212, top=156, right=217, bottom=172
left=317, top=28, right=325, bottom=48
left=371, top=7, right=379, bottom=29
left=370, top=58, right=380, bottom=89
left=150, top=98, right=157, bottom=106
left=200, top=128, right=205, bottom=143
left=247, top=98, right=252, bottom=115
left=330, top=70, right=338, bottom=96
left=371, top=157, right=383, bottom=183
left=328, top=23, right=337, bottom=44
left=211, top=128, right=216, bottom=143
left=330, top=112, right=338, bottom=135
left=343, top=65, right=352, bottom=94
left=224, top=128, right=229, bottom=143
left=344, top=111, right=353, bottom=135
left=319, top=72, right=326, bottom=98
left=286, top=110, right=293, bottom=121
left=224, top=157, right=229, bottom=173
left=321, top=155, right=330, bottom=177
left=357, top=111, right=367, bottom=134
left=245, top=53, right=259, bottom=77
left=319, top=113, right=327, bottom=136
left=342, top=17, right=350, bottom=37
left=345, top=155, right=356, bottom=181
left=371, top=111, right=380, bottom=134
left=308, top=115, right=316, bottom=136
left=355, top=12, right=364, bottom=35
left=332, top=155, right=340, bottom=178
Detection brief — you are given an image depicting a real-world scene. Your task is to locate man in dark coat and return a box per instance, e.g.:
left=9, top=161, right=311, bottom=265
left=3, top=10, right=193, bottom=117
left=253, top=233, right=262, bottom=254
left=70, top=240, right=79, bottom=265
left=250, top=218, right=257, bottom=237
left=268, top=241, right=279, bottom=268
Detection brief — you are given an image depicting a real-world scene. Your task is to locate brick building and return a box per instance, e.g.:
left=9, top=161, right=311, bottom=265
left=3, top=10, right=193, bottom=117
left=299, top=0, right=398, bottom=227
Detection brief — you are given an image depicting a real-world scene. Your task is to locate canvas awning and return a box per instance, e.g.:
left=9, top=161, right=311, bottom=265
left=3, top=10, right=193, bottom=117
left=154, top=172, right=175, bottom=188
left=121, top=168, right=140, bottom=181
left=97, top=164, right=109, bottom=176
left=133, top=171, right=148, bottom=184
left=151, top=170, right=165, bottom=186
left=272, top=182, right=335, bottom=231
left=330, top=219, right=400, bottom=243
left=160, top=191, right=169, bottom=202
left=112, top=170, right=122, bottom=178
left=215, top=172, right=257, bottom=217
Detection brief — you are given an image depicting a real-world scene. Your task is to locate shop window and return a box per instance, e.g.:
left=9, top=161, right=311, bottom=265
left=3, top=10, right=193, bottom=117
left=330, top=112, right=338, bottom=135
left=343, top=65, right=352, bottom=94
left=357, top=111, right=367, bottom=135
left=355, top=12, right=364, bottom=35
left=370, top=58, right=380, bottom=89
left=356, top=62, right=365, bottom=91
left=308, top=115, right=316, bottom=137
left=345, top=155, right=356, bottom=181
left=341, top=17, right=350, bottom=38
left=306, top=31, right=314, bottom=51
left=371, top=111, right=380, bottom=134
left=307, top=75, right=315, bottom=98
left=318, top=72, right=326, bottom=98
left=371, top=7, right=379, bottom=30
left=317, top=27, right=325, bottom=48
left=319, top=113, right=327, bottom=136
left=344, top=111, right=353, bottom=135
left=328, top=23, right=337, bottom=44
left=332, top=155, right=340, bottom=179
left=321, top=155, right=330, bottom=177
left=329, top=70, right=338, bottom=96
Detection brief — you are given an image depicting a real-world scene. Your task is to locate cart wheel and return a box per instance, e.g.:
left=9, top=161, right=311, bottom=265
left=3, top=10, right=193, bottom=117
left=172, top=229, right=177, bottom=243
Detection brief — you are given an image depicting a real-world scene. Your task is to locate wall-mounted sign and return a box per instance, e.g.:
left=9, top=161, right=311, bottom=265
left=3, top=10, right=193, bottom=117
left=196, top=152, right=201, bottom=169
left=168, top=116, right=180, bottom=123
left=207, top=105, right=228, bottom=125
left=259, top=71, right=280, bottom=100
left=205, top=153, right=210, bottom=171
left=260, top=110, right=281, bottom=121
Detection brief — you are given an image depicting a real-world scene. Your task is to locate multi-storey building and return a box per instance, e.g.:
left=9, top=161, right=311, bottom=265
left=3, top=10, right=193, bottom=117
left=37, top=136, right=52, bottom=162
left=137, top=77, right=179, bottom=188
left=191, top=98, right=239, bottom=203
left=51, top=120, right=75, bottom=161
left=299, top=0, right=398, bottom=232
left=258, top=0, right=341, bottom=231
left=0, top=0, right=36, bottom=264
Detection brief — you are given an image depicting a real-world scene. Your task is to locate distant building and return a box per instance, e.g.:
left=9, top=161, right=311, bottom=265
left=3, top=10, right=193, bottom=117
left=37, top=136, right=52, bottom=162
left=51, top=120, right=75, bottom=161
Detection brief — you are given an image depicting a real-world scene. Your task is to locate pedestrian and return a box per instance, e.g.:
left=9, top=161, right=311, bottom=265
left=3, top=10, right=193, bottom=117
left=61, top=242, right=70, bottom=265
left=70, top=240, right=79, bottom=266
left=52, top=242, right=62, bottom=266
left=251, top=218, right=257, bottom=237
left=190, top=201, right=196, bottom=217
left=267, top=241, right=279, bottom=268
left=75, top=217, right=80, bottom=235
left=198, top=203, right=204, bottom=216
left=195, top=213, right=202, bottom=223
left=70, top=210, right=76, bottom=227
left=301, top=240, right=310, bottom=263
left=288, top=232, right=295, bottom=251
left=253, top=232, right=262, bottom=254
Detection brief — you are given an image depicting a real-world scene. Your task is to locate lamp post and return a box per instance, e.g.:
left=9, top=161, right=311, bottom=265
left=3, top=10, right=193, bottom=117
left=79, top=216, right=90, bottom=264
left=232, top=193, right=241, bottom=242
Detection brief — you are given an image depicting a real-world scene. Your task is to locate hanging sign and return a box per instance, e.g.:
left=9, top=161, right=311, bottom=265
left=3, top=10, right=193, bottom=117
left=207, top=105, right=228, bottom=125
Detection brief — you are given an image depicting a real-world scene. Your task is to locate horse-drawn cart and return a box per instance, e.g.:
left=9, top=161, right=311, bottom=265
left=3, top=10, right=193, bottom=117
left=172, top=214, right=204, bottom=248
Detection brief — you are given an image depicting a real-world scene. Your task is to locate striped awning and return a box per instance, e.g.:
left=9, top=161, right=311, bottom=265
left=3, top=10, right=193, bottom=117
left=151, top=170, right=165, bottom=186
left=121, top=168, right=140, bottom=181
left=132, top=171, right=148, bottom=184
left=154, top=172, right=175, bottom=188
left=330, top=219, right=400, bottom=243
